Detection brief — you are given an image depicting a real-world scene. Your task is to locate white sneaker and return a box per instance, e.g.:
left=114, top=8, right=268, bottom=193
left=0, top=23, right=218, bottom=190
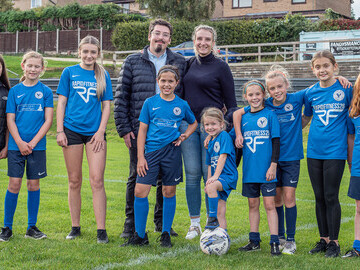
left=282, top=241, right=296, bottom=255
left=185, top=225, right=202, bottom=240
left=279, top=238, right=286, bottom=250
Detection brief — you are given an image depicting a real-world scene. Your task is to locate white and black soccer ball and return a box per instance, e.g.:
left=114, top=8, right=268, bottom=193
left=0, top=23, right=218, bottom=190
left=200, top=227, right=230, bottom=255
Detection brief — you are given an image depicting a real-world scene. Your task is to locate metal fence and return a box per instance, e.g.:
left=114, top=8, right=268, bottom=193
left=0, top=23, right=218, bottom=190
left=11, top=77, right=350, bottom=105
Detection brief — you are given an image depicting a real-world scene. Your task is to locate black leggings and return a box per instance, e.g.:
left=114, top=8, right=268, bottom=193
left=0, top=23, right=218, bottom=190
left=307, top=158, right=345, bottom=240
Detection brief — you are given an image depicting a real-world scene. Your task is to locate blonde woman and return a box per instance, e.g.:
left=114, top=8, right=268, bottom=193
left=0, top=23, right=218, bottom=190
left=56, top=36, right=113, bottom=243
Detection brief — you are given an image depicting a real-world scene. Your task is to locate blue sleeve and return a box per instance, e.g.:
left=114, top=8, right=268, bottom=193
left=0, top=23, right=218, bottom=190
left=346, top=86, right=353, bottom=107
left=57, top=68, right=70, bottom=97
left=228, top=128, right=236, bottom=140
left=184, top=101, right=196, bottom=124
left=139, top=99, right=150, bottom=125
left=244, top=106, right=250, bottom=113
left=5, top=88, right=15, bottom=114
left=44, top=85, right=54, bottom=108
left=294, top=88, right=307, bottom=105
left=270, top=112, right=280, bottom=139
left=219, top=132, right=234, bottom=155
left=348, top=116, right=355, bottom=135
left=206, top=150, right=211, bottom=166
left=101, top=71, right=114, bottom=101
left=303, top=89, right=313, bottom=117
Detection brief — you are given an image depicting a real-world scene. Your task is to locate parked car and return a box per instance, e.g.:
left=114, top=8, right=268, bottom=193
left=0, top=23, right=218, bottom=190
left=171, top=41, right=242, bottom=63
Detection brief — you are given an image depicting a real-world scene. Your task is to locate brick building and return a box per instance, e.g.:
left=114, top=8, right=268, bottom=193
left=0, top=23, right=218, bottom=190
left=212, top=0, right=352, bottom=20
left=13, top=0, right=352, bottom=20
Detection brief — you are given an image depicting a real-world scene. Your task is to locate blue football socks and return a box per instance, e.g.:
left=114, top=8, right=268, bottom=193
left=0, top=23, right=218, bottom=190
left=276, top=206, right=285, bottom=239
left=249, top=232, right=261, bottom=244
left=285, top=205, right=297, bottom=241
left=134, top=196, right=149, bottom=239
left=353, top=239, right=360, bottom=252
left=27, top=189, right=40, bottom=229
left=162, top=195, right=176, bottom=233
left=270, top=234, right=280, bottom=245
left=208, top=196, right=219, bottom=218
left=4, top=190, right=19, bottom=230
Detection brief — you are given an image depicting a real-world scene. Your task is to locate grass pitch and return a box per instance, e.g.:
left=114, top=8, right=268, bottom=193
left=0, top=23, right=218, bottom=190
left=0, top=106, right=358, bottom=269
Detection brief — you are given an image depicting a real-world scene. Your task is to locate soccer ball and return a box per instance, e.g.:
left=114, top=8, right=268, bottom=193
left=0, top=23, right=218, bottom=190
left=200, top=227, right=230, bottom=255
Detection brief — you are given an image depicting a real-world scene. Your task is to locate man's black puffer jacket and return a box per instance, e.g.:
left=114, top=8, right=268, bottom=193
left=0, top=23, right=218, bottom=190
left=0, top=83, right=8, bottom=151
left=114, top=46, right=186, bottom=138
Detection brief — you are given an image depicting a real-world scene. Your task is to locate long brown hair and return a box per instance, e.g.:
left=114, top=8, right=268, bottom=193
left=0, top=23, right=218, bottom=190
left=78, top=35, right=106, bottom=99
left=350, top=73, right=360, bottom=118
left=0, top=54, right=10, bottom=90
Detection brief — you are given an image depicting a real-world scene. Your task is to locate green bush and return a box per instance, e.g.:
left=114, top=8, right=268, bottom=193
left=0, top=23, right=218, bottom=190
left=111, top=15, right=317, bottom=50
left=0, top=2, right=147, bottom=32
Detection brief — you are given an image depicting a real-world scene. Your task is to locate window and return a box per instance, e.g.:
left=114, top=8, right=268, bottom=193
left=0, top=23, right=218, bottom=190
left=233, top=0, right=252, bottom=8
left=118, top=3, right=130, bottom=14
left=31, top=0, right=41, bottom=8
left=292, top=0, right=306, bottom=3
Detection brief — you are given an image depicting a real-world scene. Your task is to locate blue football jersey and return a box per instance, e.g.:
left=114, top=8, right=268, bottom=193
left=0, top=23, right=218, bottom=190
left=265, top=90, right=306, bottom=161
left=6, top=81, right=53, bottom=151
left=348, top=115, right=360, bottom=177
left=304, top=81, right=352, bottom=160
left=242, top=108, right=280, bottom=183
left=206, top=130, right=238, bottom=189
left=139, top=94, right=196, bottom=153
left=57, top=64, right=113, bottom=136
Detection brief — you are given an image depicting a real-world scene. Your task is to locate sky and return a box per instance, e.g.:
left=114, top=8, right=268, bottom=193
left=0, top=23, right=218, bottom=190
left=353, top=0, right=360, bottom=18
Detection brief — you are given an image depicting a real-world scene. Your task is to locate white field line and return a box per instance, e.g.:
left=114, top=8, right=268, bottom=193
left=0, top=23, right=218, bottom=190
left=93, top=216, right=355, bottom=270
left=0, top=169, right=356, bottom=207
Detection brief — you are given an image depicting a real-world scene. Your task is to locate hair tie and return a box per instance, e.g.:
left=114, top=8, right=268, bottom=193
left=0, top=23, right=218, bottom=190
left=158, top=69, right=179, bottom=81
left=244, top=82, right=265, bottom=94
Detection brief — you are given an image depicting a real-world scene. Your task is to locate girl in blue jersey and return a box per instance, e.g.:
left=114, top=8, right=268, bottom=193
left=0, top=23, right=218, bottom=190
left=202, top=107, right=238, bottom=231
left=0, top=55, right=10, bottom=161
left=56, top=36, right=113, bottom=244
left=0, top=51, right=53, bottom=242
left=344, top=73, right=360, bottom=258
left=303, top=50, right=352, bottom=258
left=122, top=65, right=197, bottom=248
left=236, top=80, right=281, bottom=256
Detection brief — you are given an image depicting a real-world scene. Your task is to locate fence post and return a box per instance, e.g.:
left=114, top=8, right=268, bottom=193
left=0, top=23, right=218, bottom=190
left=100, top=27, right=103, bottom=65
left=292, top=44, right=296, bottom=61
left=16, top=31, right=19, bottom=54
left=36, top=30, right=39, bottom=52
left=78, top=28, right=80, bottom=48
left=56, top=29, right=59, bottom=54
left=225, top=47, right=228, bottom=63
left=258, top=45, right=261, bottom=63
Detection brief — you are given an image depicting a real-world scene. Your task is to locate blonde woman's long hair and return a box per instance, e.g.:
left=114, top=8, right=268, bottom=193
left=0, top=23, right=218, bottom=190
left=192, top=25, right=218, bottom=63
left=79, top=35, right=106, bottom=99
left=20, top=51, right=45, bottom=82
left=350, top=73, right=360, bottom=118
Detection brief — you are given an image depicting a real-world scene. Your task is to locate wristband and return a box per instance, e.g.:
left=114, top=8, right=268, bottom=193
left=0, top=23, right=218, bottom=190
left=57, top=131, right=64, bottom=134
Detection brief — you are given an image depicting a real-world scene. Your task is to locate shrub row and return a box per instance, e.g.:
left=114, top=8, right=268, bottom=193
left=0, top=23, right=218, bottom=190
left=0, top=3, right=146, bottom=32
left=112, top=15, right=360, bottom=51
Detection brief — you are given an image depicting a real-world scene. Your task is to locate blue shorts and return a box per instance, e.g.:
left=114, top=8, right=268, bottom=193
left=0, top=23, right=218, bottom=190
left=7, top=150, right=47, bottom=179
left=137, top=143, right=182, bottom=186
left=217, top=175, right=236, bottom=202
left=242, top=182, right=277, bottom=198
left=276, top=160, right=300, bottom=188
left=348, top=176, right=360, bottom=200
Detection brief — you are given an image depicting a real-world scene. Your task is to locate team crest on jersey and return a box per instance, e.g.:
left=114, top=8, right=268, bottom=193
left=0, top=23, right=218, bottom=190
left=214, top=141, right=220, bottom=153
left=35, top=91, right=43, bottom=99
left=257, top=117, right=268, bottom=128
left=284, top=103, right=293, bottom=112
left=173, top=107, right=181, bottom=115
left=333, top=90, right=345, bottom=101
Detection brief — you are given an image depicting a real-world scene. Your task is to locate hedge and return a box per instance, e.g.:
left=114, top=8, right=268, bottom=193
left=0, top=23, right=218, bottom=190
left=0, top=3, right=146, bottom=32
left=112, top=15, right=360, bottom=51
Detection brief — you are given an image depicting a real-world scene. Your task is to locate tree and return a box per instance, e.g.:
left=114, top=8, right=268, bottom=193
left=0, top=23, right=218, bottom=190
left=137, top=0, right=216, bottom=21
left=0, top=0, right=13, bottom=12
